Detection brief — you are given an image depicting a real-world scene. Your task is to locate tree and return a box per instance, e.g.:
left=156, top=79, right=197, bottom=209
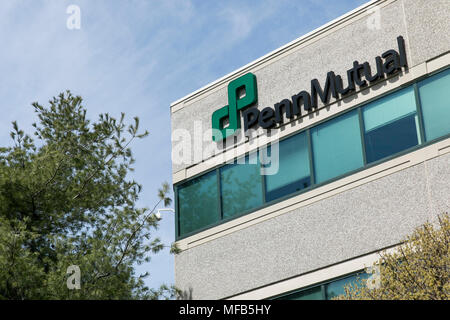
left=0, top=91, right=176, bottom=299
left=336, top=213, right=450, bottom=300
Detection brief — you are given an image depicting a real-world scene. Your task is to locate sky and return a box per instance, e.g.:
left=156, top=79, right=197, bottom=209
left=0, top=0, right=368, bottom=292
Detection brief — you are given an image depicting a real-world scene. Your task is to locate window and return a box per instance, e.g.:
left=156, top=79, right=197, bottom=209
left=277, top=286, right=323, bottom=300
left=418, top=68, right=450, bottom=141
left=311, top=110, right=364, bottom=184
left=178, top=170, right=219, bottom=236
left=273, top=270, right=369, bottom=300
left=325, top=272, right=370, bottom=299
left=362, top=86, right=420, bottom=163
left=263, top=132, right=311, bottom=202
left=220, top=153, right=263, bottom=219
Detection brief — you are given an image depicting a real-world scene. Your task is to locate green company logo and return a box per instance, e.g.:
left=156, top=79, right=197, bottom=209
left=211, top=73, right=257, bottom=141
left=211, top=36, right=408, bottom=143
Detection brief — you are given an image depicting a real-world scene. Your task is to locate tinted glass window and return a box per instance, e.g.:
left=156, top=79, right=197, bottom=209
left=272, top=270, right=370, bottom=300
left=220, top=153, right=263, bottom=219
left=363, top=87, right=419, bottom=163
left=178, top=170, right=219, bottom=236
left=276, top=286, right=323, bottom=300
left=325, top=272, right=370, bottom=299
left=311, top=110, right=364, bottom=183
left=418, top=68, right=450, bottom=141
left=263, top=132, right=311, bottom=202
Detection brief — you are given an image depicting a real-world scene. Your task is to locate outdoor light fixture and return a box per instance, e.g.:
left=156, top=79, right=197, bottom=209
left=155, top=208, right=175, bottom=220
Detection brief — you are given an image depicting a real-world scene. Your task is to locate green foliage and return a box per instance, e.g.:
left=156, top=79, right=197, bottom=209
left=335, top=213, right=450, bottom=300
left=0, top=91, right=176, bottom=299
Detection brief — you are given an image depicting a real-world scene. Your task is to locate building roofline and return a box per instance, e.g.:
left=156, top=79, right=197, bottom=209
left=170, top=0, right=385, bottom=109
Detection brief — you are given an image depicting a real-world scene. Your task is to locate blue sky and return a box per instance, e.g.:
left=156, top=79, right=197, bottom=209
left=0, top=0, right=367, bottom=292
